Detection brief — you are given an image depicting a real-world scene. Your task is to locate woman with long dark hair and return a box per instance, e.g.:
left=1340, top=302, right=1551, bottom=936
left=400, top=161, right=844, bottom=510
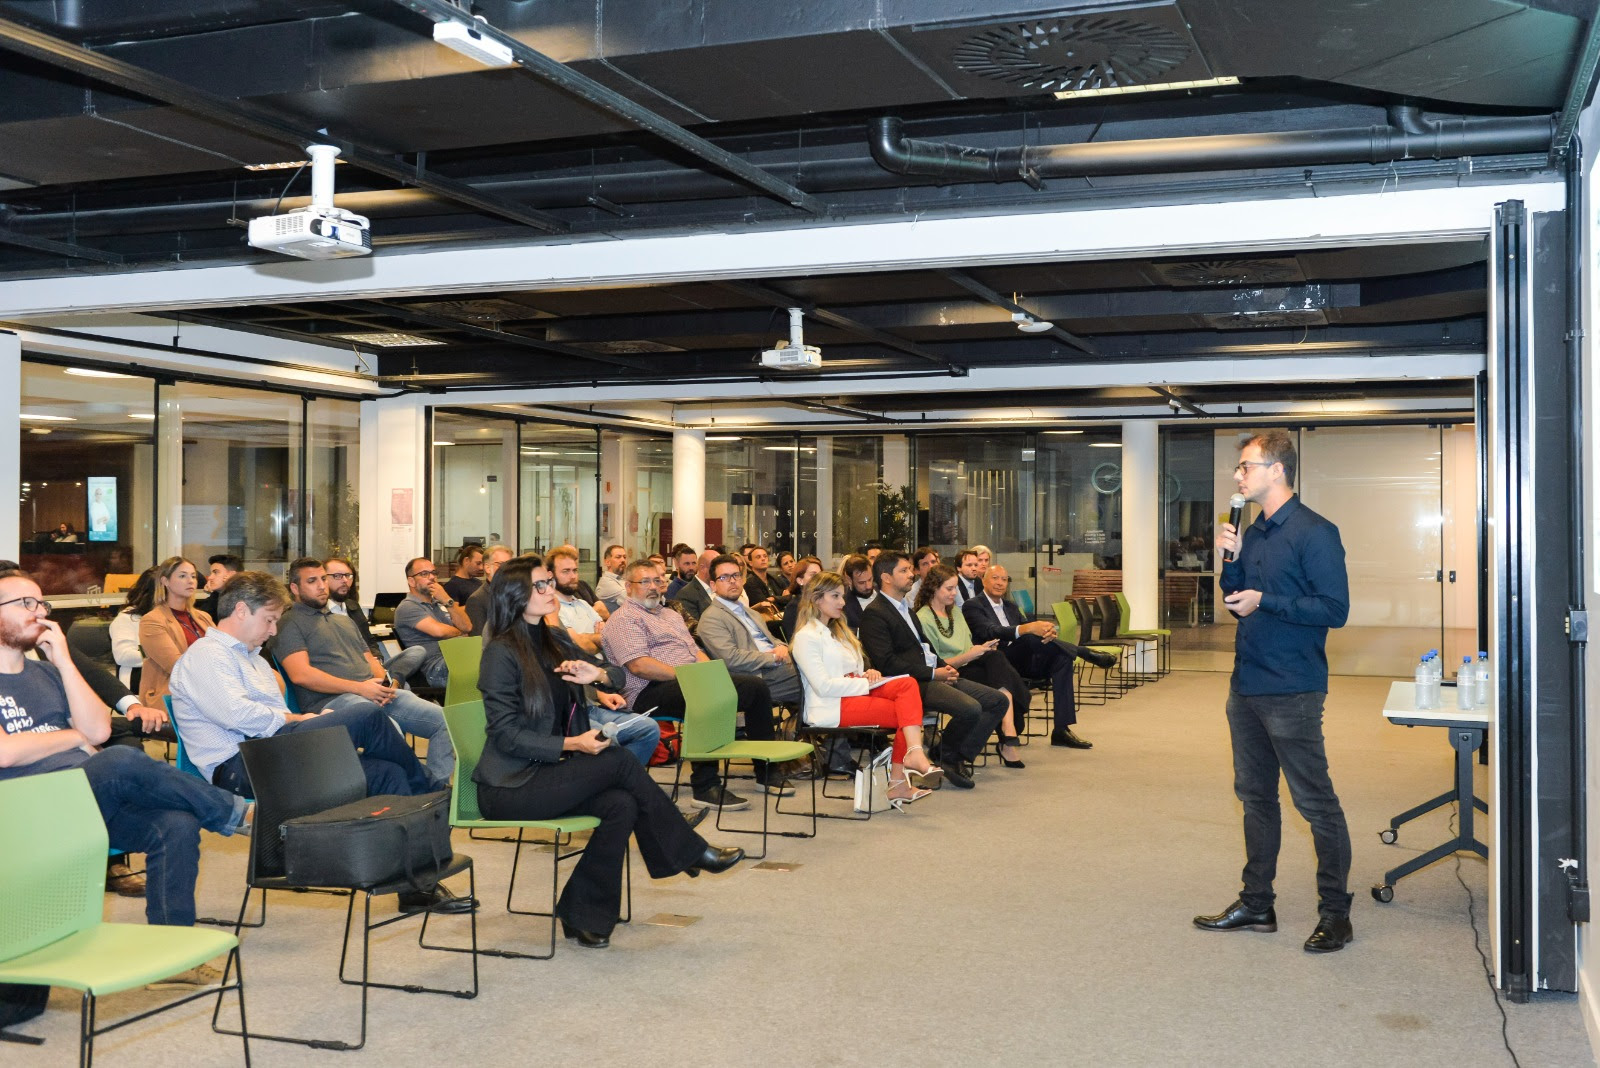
left=779, top=555, right=822, bottom=639
left=474, top=556, right=743, bottom=949
left=109, top=566, right=157, bottom=687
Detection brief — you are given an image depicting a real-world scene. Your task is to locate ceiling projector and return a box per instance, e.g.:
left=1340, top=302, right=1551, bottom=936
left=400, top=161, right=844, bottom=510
left=247, top=144, right=371, bottom=260
left=760, top=307, right=822, bottom=371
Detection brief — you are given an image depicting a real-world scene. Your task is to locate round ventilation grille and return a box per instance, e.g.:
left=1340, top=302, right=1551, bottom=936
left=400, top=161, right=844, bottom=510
left=1162, top=259, right=1301, bottom=286
left=951, top=16, right=1190, bottom=91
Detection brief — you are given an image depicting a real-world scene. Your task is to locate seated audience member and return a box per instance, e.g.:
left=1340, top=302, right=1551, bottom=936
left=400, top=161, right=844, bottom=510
left=441, top=545, right=486, bottom=605
left=601, top=560, right=790, bottom=809
left=858, top=552, right=1007, bottom=790
left=647, top=553, right=667, bottom=573
left=840, top=553, right=876, bottom=631
left=664, top=544, right=698, bottom=599
left=906, top=547, right=941, bottom=604
left=552, top=544, right=610, bottom=621
left=273, top=558, right=454, bottom=787
left=775, top=551, right=797, bottom=590
left=476, top=557, right=741, bottom=949
left=138, top=556, right=213, bottom=709
left=545, top=547, right=660, bottom=766
left=325, top=556, right=428, bottom=680
left=394, top=557, right=472, bottom=687
left=954, top=549, right=984, bottom=603
left=742, top=546, right=779, bottom=616
left=594, top=544, right=628, bottom=613
left=109, top=566, right=156, bottom=687
left=963, top=564, right=1114, bottom=750
left=914, top=565, right=1026, bottom=768
left=464, top=544, right=514, bottom=635
left=50, top=522, right=78, bottom=543
left=780, top=556, right=823, bottom=639
left=0, top=568, right=253, bottom=939
left=697, top=554, right=803, bottom=707
left=671, top=549, right=719, bottom=621
left=791, top=571, right=942, bottom=805
left=196, top=553, right=242, bottom=619
left=864, top=544, right=882, bottom=566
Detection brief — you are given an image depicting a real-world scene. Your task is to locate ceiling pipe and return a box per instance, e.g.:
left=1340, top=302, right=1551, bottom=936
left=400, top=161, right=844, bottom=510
left=869, top=110, right=1555, bottom=183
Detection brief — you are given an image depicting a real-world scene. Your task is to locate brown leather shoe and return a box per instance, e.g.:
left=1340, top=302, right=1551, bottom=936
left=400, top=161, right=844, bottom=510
left=107, top=860, right=146, bottom=897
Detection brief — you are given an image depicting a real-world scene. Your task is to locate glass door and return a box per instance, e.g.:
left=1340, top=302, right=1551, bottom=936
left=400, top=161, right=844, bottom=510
left=1033, top=428, right=1123, bottom=623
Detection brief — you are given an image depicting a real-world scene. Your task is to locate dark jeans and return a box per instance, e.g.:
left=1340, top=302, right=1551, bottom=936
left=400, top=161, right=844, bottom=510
left=636, top=672, right=775, bottom=793
left=211, top=705, right=433, bottom=799
left=1225, top=689, right=1353, bottom=917
left=1005, top=636, right=1082, bottom=730
left=478, top=747, right=707, bottom=934
left=81, top=747, right=249, bottom=927
left=921, top=677, right=1008, bottom=762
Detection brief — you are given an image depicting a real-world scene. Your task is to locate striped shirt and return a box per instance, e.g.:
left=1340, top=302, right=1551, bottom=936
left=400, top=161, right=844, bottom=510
left=168, top=627, right=291, bottom=781
left=600, top=599, right=700, bottom=708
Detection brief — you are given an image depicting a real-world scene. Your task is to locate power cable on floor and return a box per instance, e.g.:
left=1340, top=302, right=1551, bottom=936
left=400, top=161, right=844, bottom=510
left=1452, top=810, right=1522, bottom=1067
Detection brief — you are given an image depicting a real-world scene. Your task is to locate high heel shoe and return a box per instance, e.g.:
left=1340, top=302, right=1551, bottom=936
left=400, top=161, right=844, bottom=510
left=560, top=920, right=611, bottom=949
left=683, top=844, right=744, bottom=878
left=902, top=745, right=944, bottom=788
left=886, top=776, right=932, bottom=811
left=997, top=735, right=1026, bottom=769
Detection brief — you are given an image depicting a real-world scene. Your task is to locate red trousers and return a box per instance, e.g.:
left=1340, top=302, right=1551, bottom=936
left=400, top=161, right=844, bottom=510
left=835, top=676, right=923, bottom=763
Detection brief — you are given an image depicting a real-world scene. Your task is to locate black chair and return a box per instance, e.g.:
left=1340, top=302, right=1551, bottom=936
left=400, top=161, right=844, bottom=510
left=369, top=592, right=405, bottom=627
left=1096, top=595, right=1158, bottom=683
left=212, top=729, right=478, bottom=1052
left=780, top=710, right=893, bottom=823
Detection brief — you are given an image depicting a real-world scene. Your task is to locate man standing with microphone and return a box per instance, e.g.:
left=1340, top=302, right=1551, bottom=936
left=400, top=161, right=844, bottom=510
left=1193, top=430, right=1354, bottom=953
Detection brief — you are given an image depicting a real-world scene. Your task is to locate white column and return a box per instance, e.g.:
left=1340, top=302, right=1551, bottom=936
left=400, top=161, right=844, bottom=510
left=0, top=331, right=18, bottom=562
left=1121, top=420, right=1160, bottom=630
left=155, top=390, right=184, bottom=560
left=672, top=427, right=706, bottom=551
left=814, top=437, right=834, bottom=565
left=498, top=425, right=519, bottom=550
left=359, top=395, right=427, bottom=597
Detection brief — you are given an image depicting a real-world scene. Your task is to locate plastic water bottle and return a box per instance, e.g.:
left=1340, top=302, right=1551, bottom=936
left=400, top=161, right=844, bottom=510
left=1475, top=652, right=1491, bottom=708
left=1457, top=656, right=1475, bottom=710
left=1414, top=656, right=1433, bottom=709
left=1427, top=651, right=1443, bottom=709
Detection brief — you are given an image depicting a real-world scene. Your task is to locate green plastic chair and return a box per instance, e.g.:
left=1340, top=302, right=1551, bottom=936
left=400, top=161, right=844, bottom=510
left=674, top=659, right=815, bottom=858
left=0, top=770, right=250, bottom=1065
left=1054, top=602, right=1124, bottom=705
left=425, top=701, right=629, bottom=960
left=1113, top=591, right=1170, bottom=676
left=440, top=635, right=484, bottom=708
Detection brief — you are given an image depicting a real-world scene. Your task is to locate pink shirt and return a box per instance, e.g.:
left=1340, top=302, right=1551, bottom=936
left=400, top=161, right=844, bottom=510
left=600, top=600, right=702, bottom=708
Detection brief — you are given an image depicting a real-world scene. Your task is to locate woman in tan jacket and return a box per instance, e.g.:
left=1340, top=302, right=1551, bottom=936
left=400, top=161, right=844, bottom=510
left=139, top=556, right=214, bottom=707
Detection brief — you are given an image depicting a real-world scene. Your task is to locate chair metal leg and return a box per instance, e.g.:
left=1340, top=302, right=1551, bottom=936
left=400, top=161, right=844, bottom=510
left=80, top=990, right=94, bottom=1068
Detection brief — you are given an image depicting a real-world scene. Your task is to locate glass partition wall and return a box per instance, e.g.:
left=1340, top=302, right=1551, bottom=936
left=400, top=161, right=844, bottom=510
left=520, top=425, right=599, bottom=557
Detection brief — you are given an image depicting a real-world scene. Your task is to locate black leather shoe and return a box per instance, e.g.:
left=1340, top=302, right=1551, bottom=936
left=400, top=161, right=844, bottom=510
left=939, top=760, right=975, bottom=789
left=684, top=845, right=745, bottom=877
left=1050, top=728, right=1093, bottom=749
left=1193, top=899, right=1277, bottom=932
left=1083, top=649, right=1119, bottom=669
left=561, top=921, right=611, bottom=949
left=397, top=886, right=479, bottom=915
left=1304, top=914, right=1354, bottom=953
left=683, top=807, right=710, bottom=831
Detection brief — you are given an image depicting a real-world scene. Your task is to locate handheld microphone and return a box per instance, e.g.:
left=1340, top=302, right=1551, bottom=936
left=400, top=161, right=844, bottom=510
left=1223, top=494, right=1246, bottom=562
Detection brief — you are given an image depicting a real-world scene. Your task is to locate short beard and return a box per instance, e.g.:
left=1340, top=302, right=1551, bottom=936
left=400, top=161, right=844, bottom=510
left=628, top=593, right=662, bottom=610
left=0, top=616, right=39, bottom=652
left=555, top=578, right=580, bottom=598
left=328, top=587, right=349, bottom=604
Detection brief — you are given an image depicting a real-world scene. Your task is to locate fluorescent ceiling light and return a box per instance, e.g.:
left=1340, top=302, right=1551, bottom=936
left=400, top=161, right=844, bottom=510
left=1042, top=430, right=1084, bottom=435
left=19, top=412, right=75, bottom=422
left=1088, top=442, right=1122, bottom=448
left=433, top=439, right=456, bottom=446
left=705, top=435, right=742, bottom=441
left=1054, top=76, right=1240, bottom=101
left=65, top=367, right=137, bottom=379
left=329, top=332, right=444, bottom=348
left=127, top=412, right=156, bottom=421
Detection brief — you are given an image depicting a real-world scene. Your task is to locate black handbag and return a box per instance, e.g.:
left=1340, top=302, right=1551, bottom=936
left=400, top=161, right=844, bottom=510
left=281, top=790, right=452, bottom=890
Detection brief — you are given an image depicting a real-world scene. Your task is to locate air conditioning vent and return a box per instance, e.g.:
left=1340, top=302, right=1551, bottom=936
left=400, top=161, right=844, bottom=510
left=951, top=15, right=1191, bottom=92
left=404, top=298, right=554, bottom=323
left=568, top=339, right=684, bottom=354
left=1154, top=258, right=1305, bottom=286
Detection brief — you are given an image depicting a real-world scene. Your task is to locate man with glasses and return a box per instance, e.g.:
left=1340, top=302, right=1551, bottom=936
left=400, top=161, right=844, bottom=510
left=1194, top=430, right=1353, bottom=954
left=698, top=553, right=804, bottom=711
left=273, top=558, right=454, bottom=788
left=324, top=556, right=428, bottom=680
left=393, top=557, right=472, bottom=688
left=603, top=560, right=787, bottom=809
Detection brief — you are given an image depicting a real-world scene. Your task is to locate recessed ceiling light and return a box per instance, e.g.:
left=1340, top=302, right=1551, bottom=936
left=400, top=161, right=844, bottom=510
left=329, top=332, right=445, bottom=348
left=19, top=413, right=75, bottom=422
left=65, top=367, right=137, bottom=379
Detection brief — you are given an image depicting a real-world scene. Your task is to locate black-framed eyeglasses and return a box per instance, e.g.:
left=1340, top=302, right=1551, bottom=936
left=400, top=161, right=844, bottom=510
left=0, top=596, right=51, bottom=615
left=326, top=571, right=354, bottom=581
left=712, top=572, right=742, bottom=583
left=529, top=578, right=556, bottom=594
left=410, top=569, right=437, bottom=579
left=629, top=577, right=665, bottom=588
left=1234, top=460, right=1273, bottom=475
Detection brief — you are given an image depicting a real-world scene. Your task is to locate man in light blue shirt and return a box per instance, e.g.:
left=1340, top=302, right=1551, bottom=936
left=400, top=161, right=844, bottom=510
left=696, top=554, right=804, bottom=705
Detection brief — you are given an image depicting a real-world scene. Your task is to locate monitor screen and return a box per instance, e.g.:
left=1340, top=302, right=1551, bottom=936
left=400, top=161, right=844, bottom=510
left=87, top=477, right=118, bottom=542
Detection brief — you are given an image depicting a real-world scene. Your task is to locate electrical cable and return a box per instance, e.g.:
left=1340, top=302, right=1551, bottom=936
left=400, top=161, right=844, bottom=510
left=1451, top=809, right=1522, bottom=1067
left=273, top=161, right=309, bottom=217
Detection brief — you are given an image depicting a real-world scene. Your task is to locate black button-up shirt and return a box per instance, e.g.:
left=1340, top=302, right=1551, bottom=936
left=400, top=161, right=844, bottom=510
left=1220, top=495, right=1349, bottom=696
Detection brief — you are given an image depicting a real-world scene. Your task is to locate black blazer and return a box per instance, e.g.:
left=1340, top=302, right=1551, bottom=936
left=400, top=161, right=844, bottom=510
left=843, top=591, right=874, bottom=633
left=963, top=595, right=1024, bottom=648
left=474, top=625, right=625, bottom=791
left=744, top=572, right=776, bottom=608
left=342, top=601, right=379, bottom=654
left=673, top=578, right=713, bottom=621
left=858, top=595, right=941, bottom=682
left=955, top=575, right=981, bottom=602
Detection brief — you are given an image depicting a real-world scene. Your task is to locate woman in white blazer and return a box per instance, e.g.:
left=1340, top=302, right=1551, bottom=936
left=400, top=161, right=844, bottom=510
left=791, top=571, right=942, bottom=806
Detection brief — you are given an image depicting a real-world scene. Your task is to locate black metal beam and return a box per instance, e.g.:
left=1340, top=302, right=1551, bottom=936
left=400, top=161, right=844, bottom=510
left=341, top=301, right=651, bottom=374
left=0, top=228, right=123, bottom=264
left=1551, top=10, right=1600, bottom=163
left=0, top=14, right=571, bottom=234
left=713, top=280, right=960, bottom=371
left=937, top=268, right=1100, bottom=357
left=390, top=0, right=828, bottom=216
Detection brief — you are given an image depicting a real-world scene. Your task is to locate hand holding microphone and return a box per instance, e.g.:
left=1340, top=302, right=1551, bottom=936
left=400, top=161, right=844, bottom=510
left=1220, top=493, right=1247, bottom=562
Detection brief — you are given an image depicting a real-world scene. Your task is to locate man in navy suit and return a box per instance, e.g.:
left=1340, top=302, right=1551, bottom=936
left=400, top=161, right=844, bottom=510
left=963, top=565, right=1116, bottom=749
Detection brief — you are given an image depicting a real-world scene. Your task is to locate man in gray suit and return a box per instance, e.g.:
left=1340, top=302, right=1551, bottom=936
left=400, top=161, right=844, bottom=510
left=695, top=553, right=803, bottom=705
left=671, top=549, right=718, bottom=621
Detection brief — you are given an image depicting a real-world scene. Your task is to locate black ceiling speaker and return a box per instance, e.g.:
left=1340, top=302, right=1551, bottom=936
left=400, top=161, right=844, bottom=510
left=950, top=14, right=1192, bottom=92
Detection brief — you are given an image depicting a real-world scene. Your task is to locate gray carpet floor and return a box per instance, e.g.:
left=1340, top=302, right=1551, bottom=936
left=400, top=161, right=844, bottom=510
left=10, top=671, right=1592, bottom=1067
